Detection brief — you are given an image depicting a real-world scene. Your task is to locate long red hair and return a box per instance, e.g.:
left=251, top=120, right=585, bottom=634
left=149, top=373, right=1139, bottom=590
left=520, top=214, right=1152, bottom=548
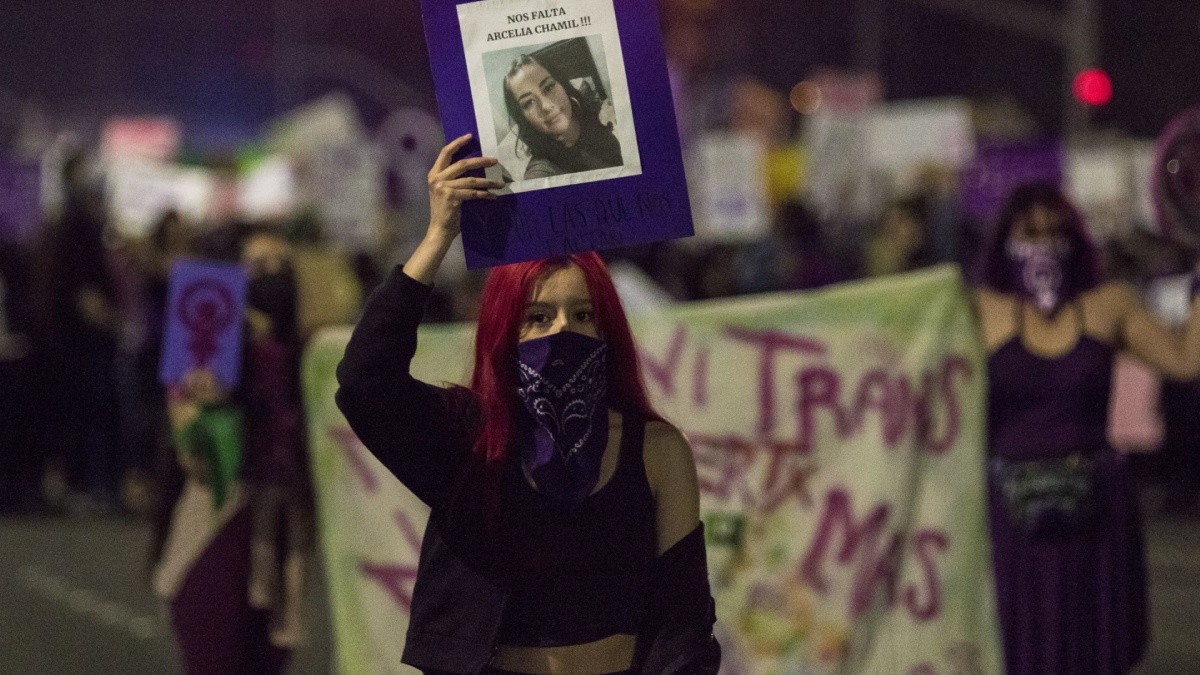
left=469, top=252, right=662, bottom=469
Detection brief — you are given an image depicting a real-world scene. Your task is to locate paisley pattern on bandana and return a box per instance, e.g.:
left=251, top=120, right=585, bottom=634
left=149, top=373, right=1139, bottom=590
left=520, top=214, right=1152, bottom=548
left=1005, top=238, right=1073, bottom=315
left=515, top=331, right=610, bottom=506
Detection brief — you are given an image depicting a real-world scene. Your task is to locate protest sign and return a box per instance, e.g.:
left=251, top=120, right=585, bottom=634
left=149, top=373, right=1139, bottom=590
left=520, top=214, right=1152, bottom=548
left=101, top=117, right=182, bottom=163
left=238, top=155, right=297, bottom=222
left=159, top=260, right=247, bottom=389
left=959, top=139, right=1062, bottom=222
left=309, top=142, right=385, bottom=252
left=867, top=97, right=975, bottom=173
left=304, top=264, right=1002, bottom=675
left=0, top=157, right=41, bottom=243
left=691, top=132, right=771, bottom=241
left=802, top=69, right=882, bottom=227
left=421, top=0, right=693, bottom=267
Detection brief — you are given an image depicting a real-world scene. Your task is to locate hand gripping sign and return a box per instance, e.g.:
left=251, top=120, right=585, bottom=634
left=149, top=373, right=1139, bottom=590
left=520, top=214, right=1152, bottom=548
left=159, top=260, right=248, bottom=389
left=421, top=0, right=694, bottom=267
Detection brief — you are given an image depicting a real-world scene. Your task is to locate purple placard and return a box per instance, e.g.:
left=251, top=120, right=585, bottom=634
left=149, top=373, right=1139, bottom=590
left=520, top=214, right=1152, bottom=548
left=960, top=139, right=1063, bottom=222
left=159, top=259, right=247, bottom=389
left=0, top=158, right=42, bottom=244
left=421, top=0, right=693, bottom=268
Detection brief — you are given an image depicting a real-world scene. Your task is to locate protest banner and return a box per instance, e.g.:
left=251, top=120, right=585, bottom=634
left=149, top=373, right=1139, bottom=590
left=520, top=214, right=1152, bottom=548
left=421, top=0, right=693, bottom=267
left=159, top=260, right=247, bottom=389
left=304, top=264, right=1002, bottom=675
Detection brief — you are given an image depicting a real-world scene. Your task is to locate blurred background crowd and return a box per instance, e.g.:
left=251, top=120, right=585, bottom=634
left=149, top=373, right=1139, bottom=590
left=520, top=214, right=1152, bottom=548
left=2, top=0, right=1200, bottom=671
left=2, top=0, right=1197, bottom=518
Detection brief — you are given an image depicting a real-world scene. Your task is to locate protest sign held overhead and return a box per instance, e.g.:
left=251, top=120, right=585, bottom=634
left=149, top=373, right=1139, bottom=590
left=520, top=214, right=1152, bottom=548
left=421, top=0, right=693, bottom=267
left=159, top=260, right=248, bottom=390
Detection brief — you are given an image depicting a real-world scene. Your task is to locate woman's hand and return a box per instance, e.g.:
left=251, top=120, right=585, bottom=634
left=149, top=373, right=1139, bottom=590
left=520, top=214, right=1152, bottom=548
left=427, top=133, right=502, bottom=240
left=405, top=134, right=504, bottom=285
left=182, top=367, right=228, bottom=406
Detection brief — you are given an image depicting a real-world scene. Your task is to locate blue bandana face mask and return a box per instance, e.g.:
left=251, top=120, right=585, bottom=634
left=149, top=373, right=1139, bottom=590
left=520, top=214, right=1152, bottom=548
left=515, top=330, right=609, bottom=507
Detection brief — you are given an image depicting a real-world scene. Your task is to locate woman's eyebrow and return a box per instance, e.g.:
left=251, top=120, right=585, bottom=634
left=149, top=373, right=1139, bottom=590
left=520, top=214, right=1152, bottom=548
left=524, top=298, right=592, bottom=309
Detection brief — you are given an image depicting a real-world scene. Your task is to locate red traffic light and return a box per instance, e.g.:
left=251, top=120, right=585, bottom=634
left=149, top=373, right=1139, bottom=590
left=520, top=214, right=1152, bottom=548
left=1073, top=69, right=1112, bottom=107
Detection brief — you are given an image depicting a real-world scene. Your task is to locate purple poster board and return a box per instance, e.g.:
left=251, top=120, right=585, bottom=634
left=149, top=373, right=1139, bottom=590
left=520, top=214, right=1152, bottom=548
left=159, top=260, right=247, bottom=389
left=0, top=158, right=42, bottom=244
left=421, top=0, right=693, bottom=268
left=960, top=139, right=1063, bottom=222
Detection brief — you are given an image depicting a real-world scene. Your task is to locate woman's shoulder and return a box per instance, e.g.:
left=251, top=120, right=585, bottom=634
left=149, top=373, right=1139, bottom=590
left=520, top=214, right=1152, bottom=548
left=1081, top=280, right=1141, bottom=316
left=641, top=420, right=696, bottom=486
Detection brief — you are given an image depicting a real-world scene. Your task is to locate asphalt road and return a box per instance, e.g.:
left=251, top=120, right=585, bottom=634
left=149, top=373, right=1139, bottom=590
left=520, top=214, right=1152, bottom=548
left=1, top=503, right=1196, bottom=674
left=0, top=514, right=332, bottom=674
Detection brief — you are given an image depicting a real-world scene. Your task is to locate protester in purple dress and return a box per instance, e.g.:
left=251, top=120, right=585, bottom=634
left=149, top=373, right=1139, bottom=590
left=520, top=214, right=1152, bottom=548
left=974, top=182, right=1200, bottom=675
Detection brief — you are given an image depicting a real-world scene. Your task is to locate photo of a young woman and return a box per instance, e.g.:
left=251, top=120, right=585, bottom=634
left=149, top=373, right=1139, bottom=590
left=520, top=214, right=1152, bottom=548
left=502, top=52, right=623, bottom=180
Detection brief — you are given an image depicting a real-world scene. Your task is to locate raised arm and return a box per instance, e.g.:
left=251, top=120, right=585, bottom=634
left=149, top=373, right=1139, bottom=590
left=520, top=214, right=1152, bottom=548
left=335, top=134, right=502, bottom=506
left=1113, top=279, right=1200, bottom=381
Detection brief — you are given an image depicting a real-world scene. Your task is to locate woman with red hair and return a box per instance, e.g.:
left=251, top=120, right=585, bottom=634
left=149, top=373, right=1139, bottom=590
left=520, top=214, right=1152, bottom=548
left=336, top=133, right=720, bottom=674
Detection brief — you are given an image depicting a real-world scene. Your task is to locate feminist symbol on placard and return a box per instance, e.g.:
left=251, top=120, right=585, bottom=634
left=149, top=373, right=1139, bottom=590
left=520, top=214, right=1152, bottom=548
left=177, top=279, right=237, bottom=368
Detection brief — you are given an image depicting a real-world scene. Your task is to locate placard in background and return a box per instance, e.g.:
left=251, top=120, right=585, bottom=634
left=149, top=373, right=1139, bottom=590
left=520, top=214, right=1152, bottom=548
left=159, top=260, right=247, bottom=389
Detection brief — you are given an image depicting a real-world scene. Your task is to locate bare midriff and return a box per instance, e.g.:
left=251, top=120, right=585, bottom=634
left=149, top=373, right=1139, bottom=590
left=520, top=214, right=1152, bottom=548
left=491, top=633, right=636, bottom=674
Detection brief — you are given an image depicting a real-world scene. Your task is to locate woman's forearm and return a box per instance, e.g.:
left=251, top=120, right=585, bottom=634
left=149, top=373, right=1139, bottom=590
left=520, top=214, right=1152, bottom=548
left=403, top=229, right=458, bottom=287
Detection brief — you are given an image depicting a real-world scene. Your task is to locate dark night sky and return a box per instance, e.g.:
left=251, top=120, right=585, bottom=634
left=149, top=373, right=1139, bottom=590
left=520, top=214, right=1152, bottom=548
left=1, top=0, right=1198, bottom=149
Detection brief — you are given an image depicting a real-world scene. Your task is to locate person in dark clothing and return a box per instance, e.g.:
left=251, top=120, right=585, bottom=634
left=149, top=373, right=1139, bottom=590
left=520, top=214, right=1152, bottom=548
left=36, top=152, right=122, bottom=510
left=503, top=54, right=623, bottom=180
left=1158, top=378, right=1200, bottom=514
left=335, top=134, right=719, bottom=674
left=974, top=182, right=1200, bottom=674
left=0, top=239, right=39, bottom=511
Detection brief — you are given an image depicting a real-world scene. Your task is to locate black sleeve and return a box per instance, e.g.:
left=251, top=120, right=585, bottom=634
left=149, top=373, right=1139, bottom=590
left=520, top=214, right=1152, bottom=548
left=335, top=266, right=475, bottom=508
left=635, top=524, right=722, bottom=674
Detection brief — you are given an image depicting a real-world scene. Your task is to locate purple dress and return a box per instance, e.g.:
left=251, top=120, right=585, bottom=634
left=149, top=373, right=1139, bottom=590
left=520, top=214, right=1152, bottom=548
left=987, top=303, right=1147, bottom=674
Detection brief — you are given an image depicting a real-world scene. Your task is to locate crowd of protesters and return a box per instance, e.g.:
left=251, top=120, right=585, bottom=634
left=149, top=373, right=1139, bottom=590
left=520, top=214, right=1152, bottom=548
left=2, top=143, right=1199, bottom=519
left=2, top=125, right=1200, bottom=675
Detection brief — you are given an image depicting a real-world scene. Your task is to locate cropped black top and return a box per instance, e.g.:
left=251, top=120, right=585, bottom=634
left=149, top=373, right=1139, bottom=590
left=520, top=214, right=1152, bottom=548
left=495, top=412, right=657, bottom=647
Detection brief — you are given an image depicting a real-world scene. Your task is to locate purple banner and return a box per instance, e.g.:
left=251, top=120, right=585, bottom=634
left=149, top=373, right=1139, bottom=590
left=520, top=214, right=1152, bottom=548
left=0, top=158, right=42, bottom=244
left=421, top=0, right=693, bottom=268
left=960, top=139, right=1063, bottom=222
left=159, top=260, right=247, bottom=389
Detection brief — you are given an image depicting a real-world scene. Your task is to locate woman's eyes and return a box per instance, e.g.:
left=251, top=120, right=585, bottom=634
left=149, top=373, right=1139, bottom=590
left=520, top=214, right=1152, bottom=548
left=524, top=310, right=593, bottom=326
left=541, top=82, right=557, bottom=95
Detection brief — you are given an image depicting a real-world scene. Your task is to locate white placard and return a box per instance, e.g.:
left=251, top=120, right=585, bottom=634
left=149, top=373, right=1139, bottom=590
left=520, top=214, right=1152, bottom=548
left=457, top=0, right=641, bottom=193
left=310, top=142, right=383, bottom=252
left=867, top=98, right=975, bottom=171
left=238, top=156, right=296, bottom=221
left=106, top=160, right=184, bottom=237
left=1066, top=146, right=1129, bottom=206
left=691, top=132, right=770, bottom=240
